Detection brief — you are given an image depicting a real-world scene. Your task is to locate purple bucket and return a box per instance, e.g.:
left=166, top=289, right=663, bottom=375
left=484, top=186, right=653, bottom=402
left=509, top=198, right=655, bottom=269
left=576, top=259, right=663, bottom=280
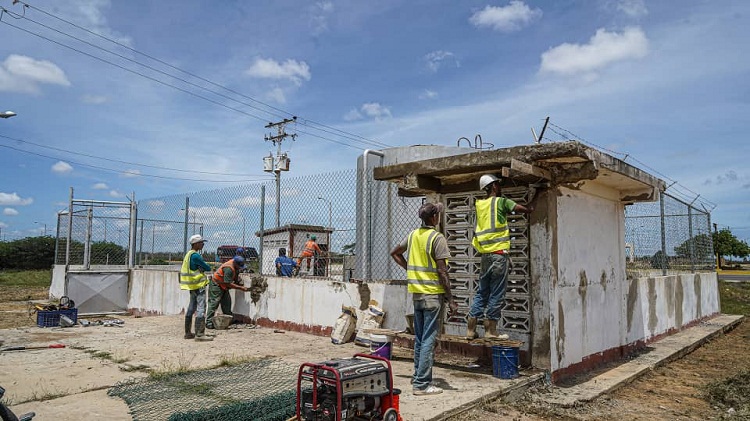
left=369, top=334, right=393, bottom=360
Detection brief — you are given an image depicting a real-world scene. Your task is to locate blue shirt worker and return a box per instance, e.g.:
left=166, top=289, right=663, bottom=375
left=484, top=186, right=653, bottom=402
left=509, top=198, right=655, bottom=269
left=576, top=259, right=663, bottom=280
left=274, top=248, right=297, bottom=277
left=180, top=234, right=214, bottom=341
left=391, top=202, right=457, bottom=396
left=466, top=174, right=534, bottom=340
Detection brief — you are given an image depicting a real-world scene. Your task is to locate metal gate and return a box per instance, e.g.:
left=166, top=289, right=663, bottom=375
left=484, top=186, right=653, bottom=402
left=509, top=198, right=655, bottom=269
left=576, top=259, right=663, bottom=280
left=443, top=186, right=532, bottom=346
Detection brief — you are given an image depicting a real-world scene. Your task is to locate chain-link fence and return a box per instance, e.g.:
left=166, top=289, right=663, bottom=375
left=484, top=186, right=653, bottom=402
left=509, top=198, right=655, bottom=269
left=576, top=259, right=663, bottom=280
left=625, top=191, right=714, bottom=274
left=55, top=170, right=713, bottom=278
left=54, top=197, right=135, bottom=268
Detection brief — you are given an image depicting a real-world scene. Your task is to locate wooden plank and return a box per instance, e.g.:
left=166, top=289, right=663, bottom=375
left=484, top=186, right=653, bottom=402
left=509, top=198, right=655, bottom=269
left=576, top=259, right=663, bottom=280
left=511, top=158, right=552, bottom=180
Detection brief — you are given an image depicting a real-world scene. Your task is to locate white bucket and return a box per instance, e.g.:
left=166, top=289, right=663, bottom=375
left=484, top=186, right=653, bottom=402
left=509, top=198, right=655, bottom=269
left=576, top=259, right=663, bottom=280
left=369, top=333, right=394, bottom=360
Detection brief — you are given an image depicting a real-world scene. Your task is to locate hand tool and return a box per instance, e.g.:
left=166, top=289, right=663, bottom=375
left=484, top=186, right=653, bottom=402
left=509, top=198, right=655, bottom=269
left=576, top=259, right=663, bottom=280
left=0, top=344, right=65, bottom=352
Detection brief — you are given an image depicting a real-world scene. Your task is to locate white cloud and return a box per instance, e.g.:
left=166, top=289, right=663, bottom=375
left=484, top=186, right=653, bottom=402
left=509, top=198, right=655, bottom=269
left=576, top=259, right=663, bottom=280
left=266, top=87, right=287, bottom=104
left=92, top=182, right=109, bottom=190
left=82, top=94, right=108, bottom=104
left=3, top=208, right=19, bottom=216
left=540, top=27, right=649, bottom=76
left=146, top=200, right=165, bottom=207
left=187, top=206, right=242, bottom=226
left=0, top=192, right=33, bottom=206
left=0, top=55, right=71, bottom=94
left=309, top=1, right=334, bottom=35
left=122, top=169, right=141, bottom=178
left=419, top=89, right=438, bottom=100
left=361, top=102, right=392, bottom=120
left=343, top=108, right=363, bottom=121
left=245, top=58, right=311, bottom=86
left=617, top=0, right=648, bottom=18
left=230, top=196, right=264, bottom=207
left=344, top=102, right=392, bottom=121
left=424, top=50, right=460, bottom=72
left=0, top=222, right=7, bottom=228
left=51, top=161, right=74, bottom=174
left=109, top=190, right=125, bottom=198
left=469, top=1, right=542, bottom=32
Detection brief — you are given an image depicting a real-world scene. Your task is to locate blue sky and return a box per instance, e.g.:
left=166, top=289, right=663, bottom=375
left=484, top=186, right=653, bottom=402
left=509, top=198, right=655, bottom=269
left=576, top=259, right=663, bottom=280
left=0, top=0, right=748, bottom=242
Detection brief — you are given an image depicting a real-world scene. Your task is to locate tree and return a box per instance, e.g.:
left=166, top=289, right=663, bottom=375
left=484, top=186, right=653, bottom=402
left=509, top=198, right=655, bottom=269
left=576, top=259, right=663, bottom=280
left=650, top=250, right=670, bottom=270
left=674, top=233, right=713, bottom=261
left=341, top=242, right=356, bottom=255
left=712, top=228, right=750, bottom=259
left=0, top=236, right=56, bottom=270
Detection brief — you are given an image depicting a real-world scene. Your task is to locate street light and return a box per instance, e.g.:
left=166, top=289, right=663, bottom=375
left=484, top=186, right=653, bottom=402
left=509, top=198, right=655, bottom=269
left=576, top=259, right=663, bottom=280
left=0, top=111, right=16, bottom=119
left=317, top=197, right=332, bottom=230
left=34, top=221, right=47, bottom=236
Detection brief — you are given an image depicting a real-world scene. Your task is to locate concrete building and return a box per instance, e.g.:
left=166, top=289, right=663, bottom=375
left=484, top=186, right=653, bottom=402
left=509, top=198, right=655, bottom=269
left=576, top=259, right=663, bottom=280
left=372, top=140, right=719, bottom=380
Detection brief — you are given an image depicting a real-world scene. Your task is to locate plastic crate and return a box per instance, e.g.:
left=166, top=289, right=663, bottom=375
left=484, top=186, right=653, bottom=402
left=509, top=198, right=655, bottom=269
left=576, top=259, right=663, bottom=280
left=37, top=308, right=78, bottom=328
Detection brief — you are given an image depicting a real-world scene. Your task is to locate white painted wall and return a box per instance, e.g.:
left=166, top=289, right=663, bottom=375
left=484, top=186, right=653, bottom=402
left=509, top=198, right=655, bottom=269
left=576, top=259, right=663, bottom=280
left=550, top=185, right=627, bottom=372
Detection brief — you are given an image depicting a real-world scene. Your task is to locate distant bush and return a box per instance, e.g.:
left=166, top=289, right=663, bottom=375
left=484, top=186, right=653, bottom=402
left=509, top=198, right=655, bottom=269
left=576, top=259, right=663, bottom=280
left=0, top=236, right=56, bottom=270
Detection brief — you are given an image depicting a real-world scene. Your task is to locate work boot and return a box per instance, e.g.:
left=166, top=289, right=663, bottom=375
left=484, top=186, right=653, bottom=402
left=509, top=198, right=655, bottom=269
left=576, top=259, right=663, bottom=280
left=184, top=317, right=195, bottom=339
left=194, top=318, right=214, bottom=341
left=484, top=319, right=509, bottom=340
left=466, top=317, right=479, bottom=340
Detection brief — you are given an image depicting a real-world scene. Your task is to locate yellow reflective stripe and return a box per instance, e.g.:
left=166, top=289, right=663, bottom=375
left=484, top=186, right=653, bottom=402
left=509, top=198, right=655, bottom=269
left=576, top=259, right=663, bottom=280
left=476, top=235, right=510, bottom=246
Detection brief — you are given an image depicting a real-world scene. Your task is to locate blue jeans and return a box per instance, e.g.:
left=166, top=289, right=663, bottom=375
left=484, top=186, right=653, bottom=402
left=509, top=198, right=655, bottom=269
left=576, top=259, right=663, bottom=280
left=468, top=253, right=508, bottom=321
left=185, top=287, right=206, bottom=319
left=412, top=294, right=443, bottom=390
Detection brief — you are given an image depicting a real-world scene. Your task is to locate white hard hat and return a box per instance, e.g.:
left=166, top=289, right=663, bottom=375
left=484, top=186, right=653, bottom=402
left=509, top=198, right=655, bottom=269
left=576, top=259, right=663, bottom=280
left=189, top=234, right=207, bottom=244
left=479, top=174, right=501, bottom=190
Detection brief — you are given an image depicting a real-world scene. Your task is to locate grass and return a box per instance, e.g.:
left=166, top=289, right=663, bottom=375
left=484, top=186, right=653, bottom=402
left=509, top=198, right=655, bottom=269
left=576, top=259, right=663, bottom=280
left=703, top=370, right=750, bottom=418
left=719, top=280, right=750, bottom=315
left=0, top=269, right=52, bottom=302
left=0, top=269, right=52, bottom=287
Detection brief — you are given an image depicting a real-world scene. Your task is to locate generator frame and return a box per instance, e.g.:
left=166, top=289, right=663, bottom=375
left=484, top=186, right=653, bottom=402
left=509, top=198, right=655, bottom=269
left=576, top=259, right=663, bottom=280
left=294, top=353, right=400, bottom=421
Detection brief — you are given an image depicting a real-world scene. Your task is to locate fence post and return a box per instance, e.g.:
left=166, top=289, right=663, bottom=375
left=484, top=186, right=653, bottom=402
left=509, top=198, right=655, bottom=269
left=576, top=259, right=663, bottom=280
left=138, top=219, right=144, bottom=265
left=688, top=204, right=695, bottom=272
left=259, top=185, right=265, bottom=276
left=128, top=194, right=137, bottom=268
left=659, top=191, right=667, bottom=276
left=65, top=187, right=73, bottom=267
left=84, top=206, right=93, bottom=269
left=183, top=196, right=189, bottom=256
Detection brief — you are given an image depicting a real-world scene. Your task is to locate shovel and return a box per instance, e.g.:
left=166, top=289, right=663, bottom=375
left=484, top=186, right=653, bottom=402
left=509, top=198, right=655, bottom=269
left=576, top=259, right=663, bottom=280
left=0, top=344, right=66, bottom=352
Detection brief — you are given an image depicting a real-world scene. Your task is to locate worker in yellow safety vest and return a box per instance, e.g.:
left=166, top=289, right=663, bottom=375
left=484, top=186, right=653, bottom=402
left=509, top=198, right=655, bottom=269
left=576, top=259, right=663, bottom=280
left=391, top=202, right=457, bottom=396
left=466, top=174, right=534, bottom=340
left=180, top=234, right=214, bottom=341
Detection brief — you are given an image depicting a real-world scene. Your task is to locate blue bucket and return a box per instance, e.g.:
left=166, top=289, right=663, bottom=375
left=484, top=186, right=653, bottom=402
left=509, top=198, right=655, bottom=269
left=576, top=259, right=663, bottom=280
left=492, top=346, right=519, bottom=379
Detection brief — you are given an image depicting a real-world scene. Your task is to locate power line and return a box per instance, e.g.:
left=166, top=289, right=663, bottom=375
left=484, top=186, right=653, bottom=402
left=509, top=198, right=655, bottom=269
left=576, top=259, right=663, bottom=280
left=0, top=134, right=274, bottom=177
left=0, top=142, right=273, bottom=183
left=1, top=1, right=393, bottom=150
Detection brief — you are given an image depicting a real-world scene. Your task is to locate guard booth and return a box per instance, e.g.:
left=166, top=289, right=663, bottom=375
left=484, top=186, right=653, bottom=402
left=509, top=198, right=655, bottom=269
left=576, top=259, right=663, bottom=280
left=371, top=141, right=698, bottom=381
left=256, top=224, right=333, bottom=276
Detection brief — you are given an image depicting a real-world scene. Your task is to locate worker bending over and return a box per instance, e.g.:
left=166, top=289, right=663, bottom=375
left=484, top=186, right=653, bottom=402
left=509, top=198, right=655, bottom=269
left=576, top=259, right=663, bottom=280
left=206, top=256, right=249, bottom=329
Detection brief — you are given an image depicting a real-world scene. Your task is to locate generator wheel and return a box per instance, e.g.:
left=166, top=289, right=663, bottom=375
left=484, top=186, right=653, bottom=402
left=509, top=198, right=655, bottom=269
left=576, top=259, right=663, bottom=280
left=383, top=408, right=398, bottom=421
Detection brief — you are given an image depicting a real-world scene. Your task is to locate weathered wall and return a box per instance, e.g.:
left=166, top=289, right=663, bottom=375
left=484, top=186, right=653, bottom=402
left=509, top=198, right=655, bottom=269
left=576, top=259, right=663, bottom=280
left=551, top=184, right=627, bottom=373
left=98, top=268, right=411, bottom=333
left=626, top=273, right=719, bottom=343
left=547, top=184, right=720, bottom=380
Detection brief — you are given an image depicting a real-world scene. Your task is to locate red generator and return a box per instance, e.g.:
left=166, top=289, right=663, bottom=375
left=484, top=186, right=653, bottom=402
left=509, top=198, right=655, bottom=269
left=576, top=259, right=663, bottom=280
left=295, top=353, right=402, bottom=421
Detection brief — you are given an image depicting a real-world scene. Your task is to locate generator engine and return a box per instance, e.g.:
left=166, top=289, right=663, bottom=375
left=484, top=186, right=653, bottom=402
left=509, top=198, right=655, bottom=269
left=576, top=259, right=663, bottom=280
left=297, top=355, right=401, bottom=421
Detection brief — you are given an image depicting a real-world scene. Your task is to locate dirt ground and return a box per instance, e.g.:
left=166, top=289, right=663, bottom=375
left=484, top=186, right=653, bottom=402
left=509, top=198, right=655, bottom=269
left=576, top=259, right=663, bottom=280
left=451, top=319, right=750, bottom=421
left=1, top=288, right=748, bottom=420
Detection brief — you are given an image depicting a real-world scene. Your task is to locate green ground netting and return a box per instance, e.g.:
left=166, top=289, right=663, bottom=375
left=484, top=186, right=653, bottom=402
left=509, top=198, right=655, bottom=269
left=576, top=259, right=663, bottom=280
left=108, top=359, right=299, bottom=421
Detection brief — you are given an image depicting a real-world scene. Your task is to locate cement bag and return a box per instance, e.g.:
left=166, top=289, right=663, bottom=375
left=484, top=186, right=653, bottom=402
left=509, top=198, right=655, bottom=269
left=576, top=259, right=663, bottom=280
left=330, top=306, right=357, bottom=345
left=354, top=304, right=385, bottom=347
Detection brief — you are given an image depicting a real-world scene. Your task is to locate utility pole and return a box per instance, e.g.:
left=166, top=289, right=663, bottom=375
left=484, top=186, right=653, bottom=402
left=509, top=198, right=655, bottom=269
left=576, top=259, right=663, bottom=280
left=263, top=117, right=297, bottom=228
